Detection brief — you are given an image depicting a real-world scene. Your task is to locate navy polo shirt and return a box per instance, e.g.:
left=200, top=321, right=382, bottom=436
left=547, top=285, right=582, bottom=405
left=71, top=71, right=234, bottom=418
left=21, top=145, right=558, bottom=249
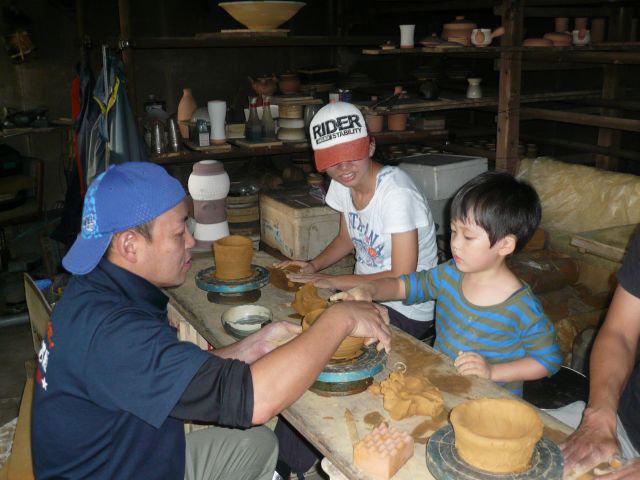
left=32, top=259, right=212, bottom=479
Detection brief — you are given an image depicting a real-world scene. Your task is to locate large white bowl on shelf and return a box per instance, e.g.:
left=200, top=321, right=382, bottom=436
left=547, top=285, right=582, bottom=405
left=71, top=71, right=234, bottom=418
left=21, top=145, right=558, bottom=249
left=219, top=1, right=305, bottom=31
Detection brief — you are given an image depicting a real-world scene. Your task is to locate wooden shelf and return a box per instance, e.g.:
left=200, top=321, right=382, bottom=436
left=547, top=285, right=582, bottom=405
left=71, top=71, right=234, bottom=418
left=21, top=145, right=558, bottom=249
left=362, top=43, right=640, bottom=64
left=131, top=36, right=392, bottom=49
left=363, top=89, right=600, bottom=114
left=151, top=130, right=448, bottom=166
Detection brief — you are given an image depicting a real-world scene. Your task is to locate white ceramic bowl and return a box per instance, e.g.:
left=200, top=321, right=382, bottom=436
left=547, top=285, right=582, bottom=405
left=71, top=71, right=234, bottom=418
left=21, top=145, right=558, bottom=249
left=221, top=304, right=272, bottom=338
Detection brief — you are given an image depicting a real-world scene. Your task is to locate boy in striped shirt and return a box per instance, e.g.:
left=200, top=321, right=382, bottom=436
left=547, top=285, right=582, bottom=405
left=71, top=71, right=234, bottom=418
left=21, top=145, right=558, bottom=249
left=333, top=171, right=561, bottom=395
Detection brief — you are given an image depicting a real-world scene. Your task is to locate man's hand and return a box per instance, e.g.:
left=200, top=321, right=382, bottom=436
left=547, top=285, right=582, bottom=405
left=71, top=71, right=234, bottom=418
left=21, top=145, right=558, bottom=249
left=219, top=321, right=301, bottom=364
left=330, top=284, right=375, bottom=302
left=274, top=260, right=316, bottom=274
left=286, top=272, right=334, bottom=289
left=561, top=407, right=620, bottom=478
left=323, top=301, right=392, bottom=353
left=454, top=351, right=493, bottom=379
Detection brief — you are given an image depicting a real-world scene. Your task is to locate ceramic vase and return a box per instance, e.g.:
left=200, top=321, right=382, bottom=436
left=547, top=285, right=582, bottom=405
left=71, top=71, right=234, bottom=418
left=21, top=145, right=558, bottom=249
left=466, top=78, right=483, bottom=99
left=574, top=17, right=588, bottom=30
left=188, top=160, right=230, bottom=250
left=177, top=88, right=197, bottom=139
left=554, top=17, right=569, bottom=33
left=303, top=308, right=365, bottom=360
left=387, top=113, right=408, bottom=131
left=365, top=113, right=384, bottom=133
left=213, top=235, right=254, bottom=280
left=207, top=100, right=227, bottom=145
left=399, top=24, right=415, bottom=48
left=591, top=18, right=606, bottom=43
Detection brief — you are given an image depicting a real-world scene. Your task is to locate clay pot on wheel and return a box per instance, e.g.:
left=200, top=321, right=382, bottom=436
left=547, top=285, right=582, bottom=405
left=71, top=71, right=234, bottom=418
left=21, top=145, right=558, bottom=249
left=302, top=308, right=365, bottom=361
left=387, top=113, right=408, bottom=131
left=450, top=398, right=543, bottom=474
left=213, top=235, right=254, bottom=280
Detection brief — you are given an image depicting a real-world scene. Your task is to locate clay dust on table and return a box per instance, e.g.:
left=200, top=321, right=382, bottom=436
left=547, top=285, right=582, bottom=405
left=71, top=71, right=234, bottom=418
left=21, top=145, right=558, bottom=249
left=410, top=409, right=450, bottom=444
left=364, top=411, right=386, bottom=428
left=427, top=373, right=471, bottom=396
left=392, top=335, right=444, bottom=373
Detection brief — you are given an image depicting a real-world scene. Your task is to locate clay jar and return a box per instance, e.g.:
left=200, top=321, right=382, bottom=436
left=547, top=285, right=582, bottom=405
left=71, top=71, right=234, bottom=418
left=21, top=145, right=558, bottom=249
left=387, top=113, right=408, bottom=131
left=365, top=113, right=384, bottom=133
left=213, top=235, right=254, bottom=280
left=554, top=17, right=569, bottom=33
left=248, top=75, right=278, bottom=97
left=450, top=398, right=543, bottom=474
left=302, top=308, right=365, bottom=361
left=575, top=17, right=588, bottom=31
left=278, top=73, right=301, bottom=95
left=442, top=16, right=477, bottom=45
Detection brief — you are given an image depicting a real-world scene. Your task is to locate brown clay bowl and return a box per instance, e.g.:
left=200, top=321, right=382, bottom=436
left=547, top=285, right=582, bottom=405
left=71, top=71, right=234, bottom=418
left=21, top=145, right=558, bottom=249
left=302, top=308, right=365, bottom=361
left=543, top=32, right=572, bottom=46
left=450, top=398, right=543, bottom=474
left=213, top=235, right=254, bottom=280
left=219, top=1, right=305, bottom=31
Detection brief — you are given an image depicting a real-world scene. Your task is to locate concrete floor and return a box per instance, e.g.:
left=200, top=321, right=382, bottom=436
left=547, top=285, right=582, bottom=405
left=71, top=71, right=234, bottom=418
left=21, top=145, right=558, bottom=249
left=0, top=323, right=34, bottom=427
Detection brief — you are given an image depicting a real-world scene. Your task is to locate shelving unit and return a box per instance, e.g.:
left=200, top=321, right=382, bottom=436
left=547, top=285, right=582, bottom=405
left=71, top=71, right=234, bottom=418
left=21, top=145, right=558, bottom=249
left=111, top=0, right=638, bottom=172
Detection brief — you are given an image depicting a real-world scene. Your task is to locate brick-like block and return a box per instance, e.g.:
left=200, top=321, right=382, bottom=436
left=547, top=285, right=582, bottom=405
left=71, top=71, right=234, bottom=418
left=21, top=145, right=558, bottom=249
left=353, top=422, right=414, bottom=479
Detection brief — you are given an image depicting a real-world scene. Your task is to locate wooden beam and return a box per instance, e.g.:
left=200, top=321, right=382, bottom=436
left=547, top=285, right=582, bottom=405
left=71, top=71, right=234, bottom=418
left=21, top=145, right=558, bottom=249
left=520, top=107, right=640, bottom=132
left=494, top=6, right=609, bottom=17
left=494, top=59, right=599, bottom=70
left=496, top=0, right=523, bottom=173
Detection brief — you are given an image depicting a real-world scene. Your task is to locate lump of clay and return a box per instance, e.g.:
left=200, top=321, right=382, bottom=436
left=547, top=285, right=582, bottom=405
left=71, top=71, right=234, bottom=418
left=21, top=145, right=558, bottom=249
left=269, top=265, right=301, bottom=292
left=292, top=283, right=328, bottom=316
left=368, top=371, right=444, bottom=421
left=450, top=398, right=543, bottom=474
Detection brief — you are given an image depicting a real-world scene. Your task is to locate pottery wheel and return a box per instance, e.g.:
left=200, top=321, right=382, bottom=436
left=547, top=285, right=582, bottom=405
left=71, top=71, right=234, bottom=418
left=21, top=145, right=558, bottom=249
left=426, top=425, right=563, bottom=480
left=311, top=345, right=387, bottom=397
left=196, top=265, right=269, bottom=304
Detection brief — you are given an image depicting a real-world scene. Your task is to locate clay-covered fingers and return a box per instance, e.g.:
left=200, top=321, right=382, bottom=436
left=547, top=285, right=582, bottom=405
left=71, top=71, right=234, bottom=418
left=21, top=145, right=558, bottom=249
left=561, top=421, right=620, bottom=478
left=273, top=260, right=316, bottom=273
left=341, top=301, right=392, bottom=352
left=595, top=460, right=640, bottom=480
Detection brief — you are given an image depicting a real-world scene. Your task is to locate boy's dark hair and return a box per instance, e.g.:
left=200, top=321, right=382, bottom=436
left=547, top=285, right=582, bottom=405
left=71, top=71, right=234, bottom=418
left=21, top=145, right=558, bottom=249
left=450, top=171, right=541, bottom=253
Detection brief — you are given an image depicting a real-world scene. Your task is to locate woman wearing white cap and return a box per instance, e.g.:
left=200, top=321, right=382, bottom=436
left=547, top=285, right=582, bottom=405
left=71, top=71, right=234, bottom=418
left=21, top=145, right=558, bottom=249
left=274, top=102, right=439, bottom=479
left=279, top=101, right=438, bottom=340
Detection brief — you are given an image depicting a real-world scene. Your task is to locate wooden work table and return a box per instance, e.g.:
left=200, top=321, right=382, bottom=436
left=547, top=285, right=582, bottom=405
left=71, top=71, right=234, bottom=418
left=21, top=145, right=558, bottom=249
left=165, top=250, right=573, bottom=480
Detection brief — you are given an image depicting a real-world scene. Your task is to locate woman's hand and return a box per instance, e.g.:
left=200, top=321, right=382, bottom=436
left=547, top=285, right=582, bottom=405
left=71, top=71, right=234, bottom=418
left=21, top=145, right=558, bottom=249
left=330, top=284, right=375, bottom=302
left=273, top=260, right=317, bottom=274
left=286, top=272, right=335, bottom=289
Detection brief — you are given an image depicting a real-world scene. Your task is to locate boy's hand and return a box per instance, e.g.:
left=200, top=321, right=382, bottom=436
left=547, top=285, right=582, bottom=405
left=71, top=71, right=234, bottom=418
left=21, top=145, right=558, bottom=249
left=454, top=351, right=493, bottom=380
left=330, top=284, right=374, bottom=302
left=286, top=272, right=334, bottom=289
left=274, top=260, right=317, bottom=274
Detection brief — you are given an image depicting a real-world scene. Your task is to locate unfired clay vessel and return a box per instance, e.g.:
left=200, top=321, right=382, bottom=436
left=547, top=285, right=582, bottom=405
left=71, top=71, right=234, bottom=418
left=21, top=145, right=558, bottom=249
left=442, top=16, right=477, bottom=45
left=543, top=31, right=572, bottom=46
left=302, top=308, right=364, bottom=361
left=279, top=73, right=301, bottom=94
left=292, top=283, right=327, bottom=316
left=365, top=113, right=384, bottom=133
left=177, top=88, right=197, bottom=139
left=450, top=398, right=543, bottom=474
left=213, top=235, right=254, bottom=280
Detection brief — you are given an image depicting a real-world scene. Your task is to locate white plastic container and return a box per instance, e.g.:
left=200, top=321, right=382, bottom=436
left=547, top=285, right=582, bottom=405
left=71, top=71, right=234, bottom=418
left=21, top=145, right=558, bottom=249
left=260, top=190, right=340, bottom=260
left=399, top=153, right=488, bottom=200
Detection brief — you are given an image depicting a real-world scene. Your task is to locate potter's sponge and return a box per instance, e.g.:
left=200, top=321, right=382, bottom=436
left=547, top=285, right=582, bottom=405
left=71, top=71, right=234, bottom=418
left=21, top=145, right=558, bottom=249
left=353, top=422, right=414, bottom=479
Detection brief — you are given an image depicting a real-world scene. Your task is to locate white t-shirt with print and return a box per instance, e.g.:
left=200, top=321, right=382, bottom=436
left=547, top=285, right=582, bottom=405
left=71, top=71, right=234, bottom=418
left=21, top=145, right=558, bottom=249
left=325, top=166, right=438, bottom=322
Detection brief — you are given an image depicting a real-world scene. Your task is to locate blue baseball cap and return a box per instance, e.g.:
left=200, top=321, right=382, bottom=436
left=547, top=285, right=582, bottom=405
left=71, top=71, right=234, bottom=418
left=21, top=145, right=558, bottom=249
left=63, top=162, right=186, bottom=275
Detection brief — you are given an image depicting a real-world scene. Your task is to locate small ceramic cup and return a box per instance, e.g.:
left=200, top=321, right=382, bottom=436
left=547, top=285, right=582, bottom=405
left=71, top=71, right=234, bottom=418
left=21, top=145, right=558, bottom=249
left=572, top=29, right=591, bottom=45
left=399, top=24, right=416, bottom=48
left=471, top=29, right=492, bottom=46
left=207, top=100, right=227, bottom=145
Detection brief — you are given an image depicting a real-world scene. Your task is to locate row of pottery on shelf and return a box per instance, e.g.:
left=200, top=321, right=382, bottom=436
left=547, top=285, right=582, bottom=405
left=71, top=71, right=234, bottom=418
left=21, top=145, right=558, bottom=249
left=524, top=29, right=591, bottom=47
left=365, top=113, right=408, bottom=132
left=249, top=73, right=301, bottom=97
left=555, top=17, right=605, bottom=42
left=177, top=89, right=228, bottom=144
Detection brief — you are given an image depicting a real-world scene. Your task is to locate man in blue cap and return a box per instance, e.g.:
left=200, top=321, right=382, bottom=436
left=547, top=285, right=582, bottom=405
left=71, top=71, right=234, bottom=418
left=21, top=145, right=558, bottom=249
left=31, top=162, right=391, bottom=480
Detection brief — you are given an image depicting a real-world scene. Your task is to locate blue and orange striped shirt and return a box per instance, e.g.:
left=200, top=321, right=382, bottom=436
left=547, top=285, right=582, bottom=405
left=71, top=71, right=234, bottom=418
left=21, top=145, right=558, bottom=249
left=401, top=260, right=562, bottom=395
